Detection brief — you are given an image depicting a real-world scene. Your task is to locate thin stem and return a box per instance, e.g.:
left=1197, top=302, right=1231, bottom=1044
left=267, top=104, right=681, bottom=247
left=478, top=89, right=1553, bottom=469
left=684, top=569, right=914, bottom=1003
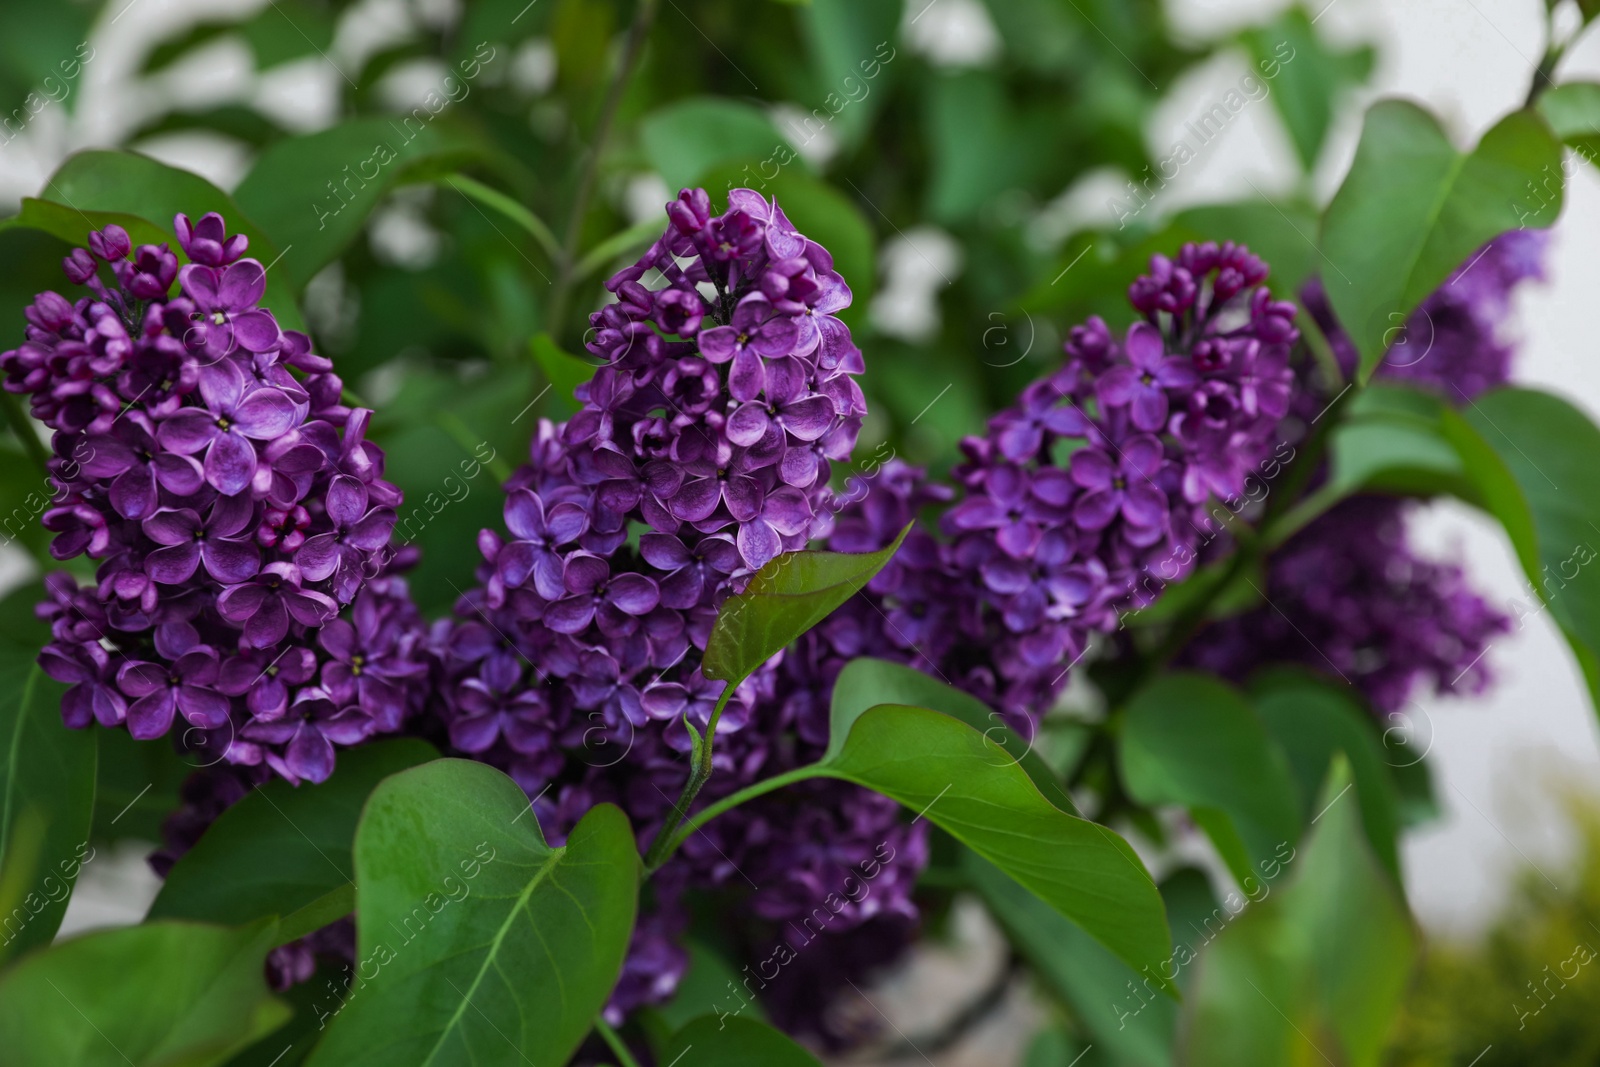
left=641, top=684, right=732, bottom=871
left=593, top=1017, right=642, bottom=1067
left=545, top=0, right=660, bottom=343
left=0, top=391, right=50, bottom=479
left=666, top=765, right=824, bottom=859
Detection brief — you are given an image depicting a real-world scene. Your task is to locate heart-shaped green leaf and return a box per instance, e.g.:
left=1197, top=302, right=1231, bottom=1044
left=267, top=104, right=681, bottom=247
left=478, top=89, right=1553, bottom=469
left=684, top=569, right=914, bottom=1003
left=1537, top=81, right=1600, bottom=163
left=148, top=739, right=436, bottom=941
left=0, top=919, right=289, bottom=1067
left=701, top=526, right=909, bottom=687
left=1320, top=101, right=1563, bottom=381
left=234, top=117, right=491, bottom=292
left=0, top=660, right=92, bottom=965
left=41, top=149, right=304, bottom=332
left=305, top=759, right=638, bottom=1067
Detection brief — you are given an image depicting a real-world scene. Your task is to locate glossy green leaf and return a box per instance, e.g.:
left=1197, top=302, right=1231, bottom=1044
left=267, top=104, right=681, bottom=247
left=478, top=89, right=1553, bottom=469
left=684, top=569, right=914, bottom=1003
left=1249, top=668, right=1402, bottom=883
left=824, top=704, right=1172, bottom=985
left=701, top=525, right=909, bottom=686
left=234, top=117, right=489, bottom=292
left=1537, top=81, right=1600, bottom=164
left=1320, top=102, right=1563, bottom=380
left=149, top=740, right=437, bottom=940
left=1118, top=673, right=1300, bottom=885
left=1, top=197, right=172, bottom=250
left=661, top=1015, right=822, bottom=1067
left=305, top=760, right=639, bottom=1067
left=1242, top=9, right=1374, bottom=171
left=828, top=657, right=1076, bottom=814
left=640, top=98, right=795, bottom=191
left=1180, top=760, right=1415, bottom=1067
left=1441, top=387, right=1600, bottom=713
left=966, top=850, right=1176, bottom=1066
left=42, top=150, right=304, bottom=332
left=90, top=727, right=190, bottom=846
left=0, top=660, right=93, bottom=965
left=0, top=919, right=289, bottom=1067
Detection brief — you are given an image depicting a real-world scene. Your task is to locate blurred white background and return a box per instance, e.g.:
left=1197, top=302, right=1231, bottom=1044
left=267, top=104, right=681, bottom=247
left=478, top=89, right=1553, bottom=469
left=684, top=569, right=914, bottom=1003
left=6, top=0, right=1597, bottom=1060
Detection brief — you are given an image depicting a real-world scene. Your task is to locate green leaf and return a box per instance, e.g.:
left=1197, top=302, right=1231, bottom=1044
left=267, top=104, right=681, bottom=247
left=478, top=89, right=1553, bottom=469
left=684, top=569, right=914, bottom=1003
left=795, top=0, right=901, bottom=148
left=701, top=525, right=909, bottom=687
left=0, top=660, right=93, bottom=965
left=637, top=938, right=767, bottom=1047
left=1537, top=81, right=1600, bottom=163
left=149, top=740, right=437, bottom=940
left=1180, top=759, right=1415, bottom=1067
left=1243, top=8, right=1374, bottom=171
left=305, top=760, right=639, bottom=1067
left=528, top=332, right=597, bottom=418
left=660, top=1015, right=822, bottom=1066
left=141, top=1, right=336, bottom=74
left=966, top=850, right=1176, bottom=1066
left=828, top=657, right=1077, bottom=814
left=40, top=150, right=305, bottom=332
left=1, top=197, right=172, bottom=250
left=1248, top=668, right=1402, bottom=883
left=1320, top=101, right=1563, bottom=381
left=1118, top=673, right=1300, bottom=885
left=90, top=728, right=190, bottom=846
left=823, top=704, right=1172, bottom=985
left=639, top=98, right=797, bottom=192
left=1442, top=387, right=1600, bottom=714
left=234, top=117, right=490, bottom=292
left=0, top=919, right=290, bottom=1067
left=0, top=4, right=92, bottom=111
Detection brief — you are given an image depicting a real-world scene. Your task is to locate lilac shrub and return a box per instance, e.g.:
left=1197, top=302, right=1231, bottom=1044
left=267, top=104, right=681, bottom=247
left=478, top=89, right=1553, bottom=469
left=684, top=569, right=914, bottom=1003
left=3, top=215, right=429, bottom=784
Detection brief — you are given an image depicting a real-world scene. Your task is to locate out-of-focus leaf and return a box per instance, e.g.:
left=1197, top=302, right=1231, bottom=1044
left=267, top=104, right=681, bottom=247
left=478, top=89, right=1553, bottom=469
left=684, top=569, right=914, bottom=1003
left=1320, top=102, right=1562, bottom=381
left=1119, top=673, right=1300, bottom=885
left=967, top=850, right=1176, bottom=1066
left=661, top=1015, right=821, bottom=1066
left=126, top=105, right=290, bottom=149
left=304, top=761, right=639, bottom=1067
left=0, top=659, right=92, bottom=966
left=1441, top=387, right=1600, bottom=715
left=1249, top=668, right=1402, bottom=882
left=89, top=728, right=190, bottom=846
left=528, top=332, right=595, bottom=417
left=702, top=526, right=909, bottom=687
left=1242, top=8, right=1374, bottom=171
left=637, top=938, right=767, bottom=1050
left=234, top=117, right=491, bottom=292
left=1537, top=81, right=1600, bottom=163
left=370, top=363, right=535, bottom=615
left=0, top=2, right=93, bottom=111
left=924, top=71, right=1054, bottom=224
left=0, top=919, right=290, bottom=1067
left=42, top=150, right=305, bottom=331
left=1180, top=759, right=1415, bottom=1067
left=795, top=0, right=901, bottom=148
left=141, top=1, right=336, bottom=74
left=149, top=740, right=437, bottom=940
left=640, top=97, right=796, bottom=191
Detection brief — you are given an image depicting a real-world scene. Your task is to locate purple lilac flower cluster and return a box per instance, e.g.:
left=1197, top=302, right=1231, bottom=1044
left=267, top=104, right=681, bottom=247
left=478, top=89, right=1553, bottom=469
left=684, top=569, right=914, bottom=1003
left=923, top=243, right=1300, bottom=720
left=1181, top=495, right=1509, bottom=712
left=429, top=188, right=878, bottom=1019
left=3, top=215, right=429, bottom=783
left=1179, top=233, right=1544, bottom=711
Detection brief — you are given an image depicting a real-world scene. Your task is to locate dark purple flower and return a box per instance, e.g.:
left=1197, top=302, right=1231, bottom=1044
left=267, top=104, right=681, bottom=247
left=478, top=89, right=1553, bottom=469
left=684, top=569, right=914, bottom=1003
left=115, top=623, right=228, bottom=738
left=218, top=562, right=339, bottom=648
left=545, top=553, right=660, bottom=636
left=142, top=498, right=261, bottom=585
left=1096, top=321, right=1197, bottom=431
left=1069, top=436, right=1168, bottom=537
left=242, top=689, right=374, bottom=784
left=157, top=360, right=296, bottom=495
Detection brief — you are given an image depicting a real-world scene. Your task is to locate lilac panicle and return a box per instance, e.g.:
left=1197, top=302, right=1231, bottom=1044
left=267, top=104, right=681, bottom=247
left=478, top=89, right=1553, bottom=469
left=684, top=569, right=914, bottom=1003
left=6, top=214, right=429, bottom=785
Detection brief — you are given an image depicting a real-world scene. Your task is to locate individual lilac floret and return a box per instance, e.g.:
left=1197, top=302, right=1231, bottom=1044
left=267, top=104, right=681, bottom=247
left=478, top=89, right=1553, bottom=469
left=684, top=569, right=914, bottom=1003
left=5, top=215, right=430, bottom=784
